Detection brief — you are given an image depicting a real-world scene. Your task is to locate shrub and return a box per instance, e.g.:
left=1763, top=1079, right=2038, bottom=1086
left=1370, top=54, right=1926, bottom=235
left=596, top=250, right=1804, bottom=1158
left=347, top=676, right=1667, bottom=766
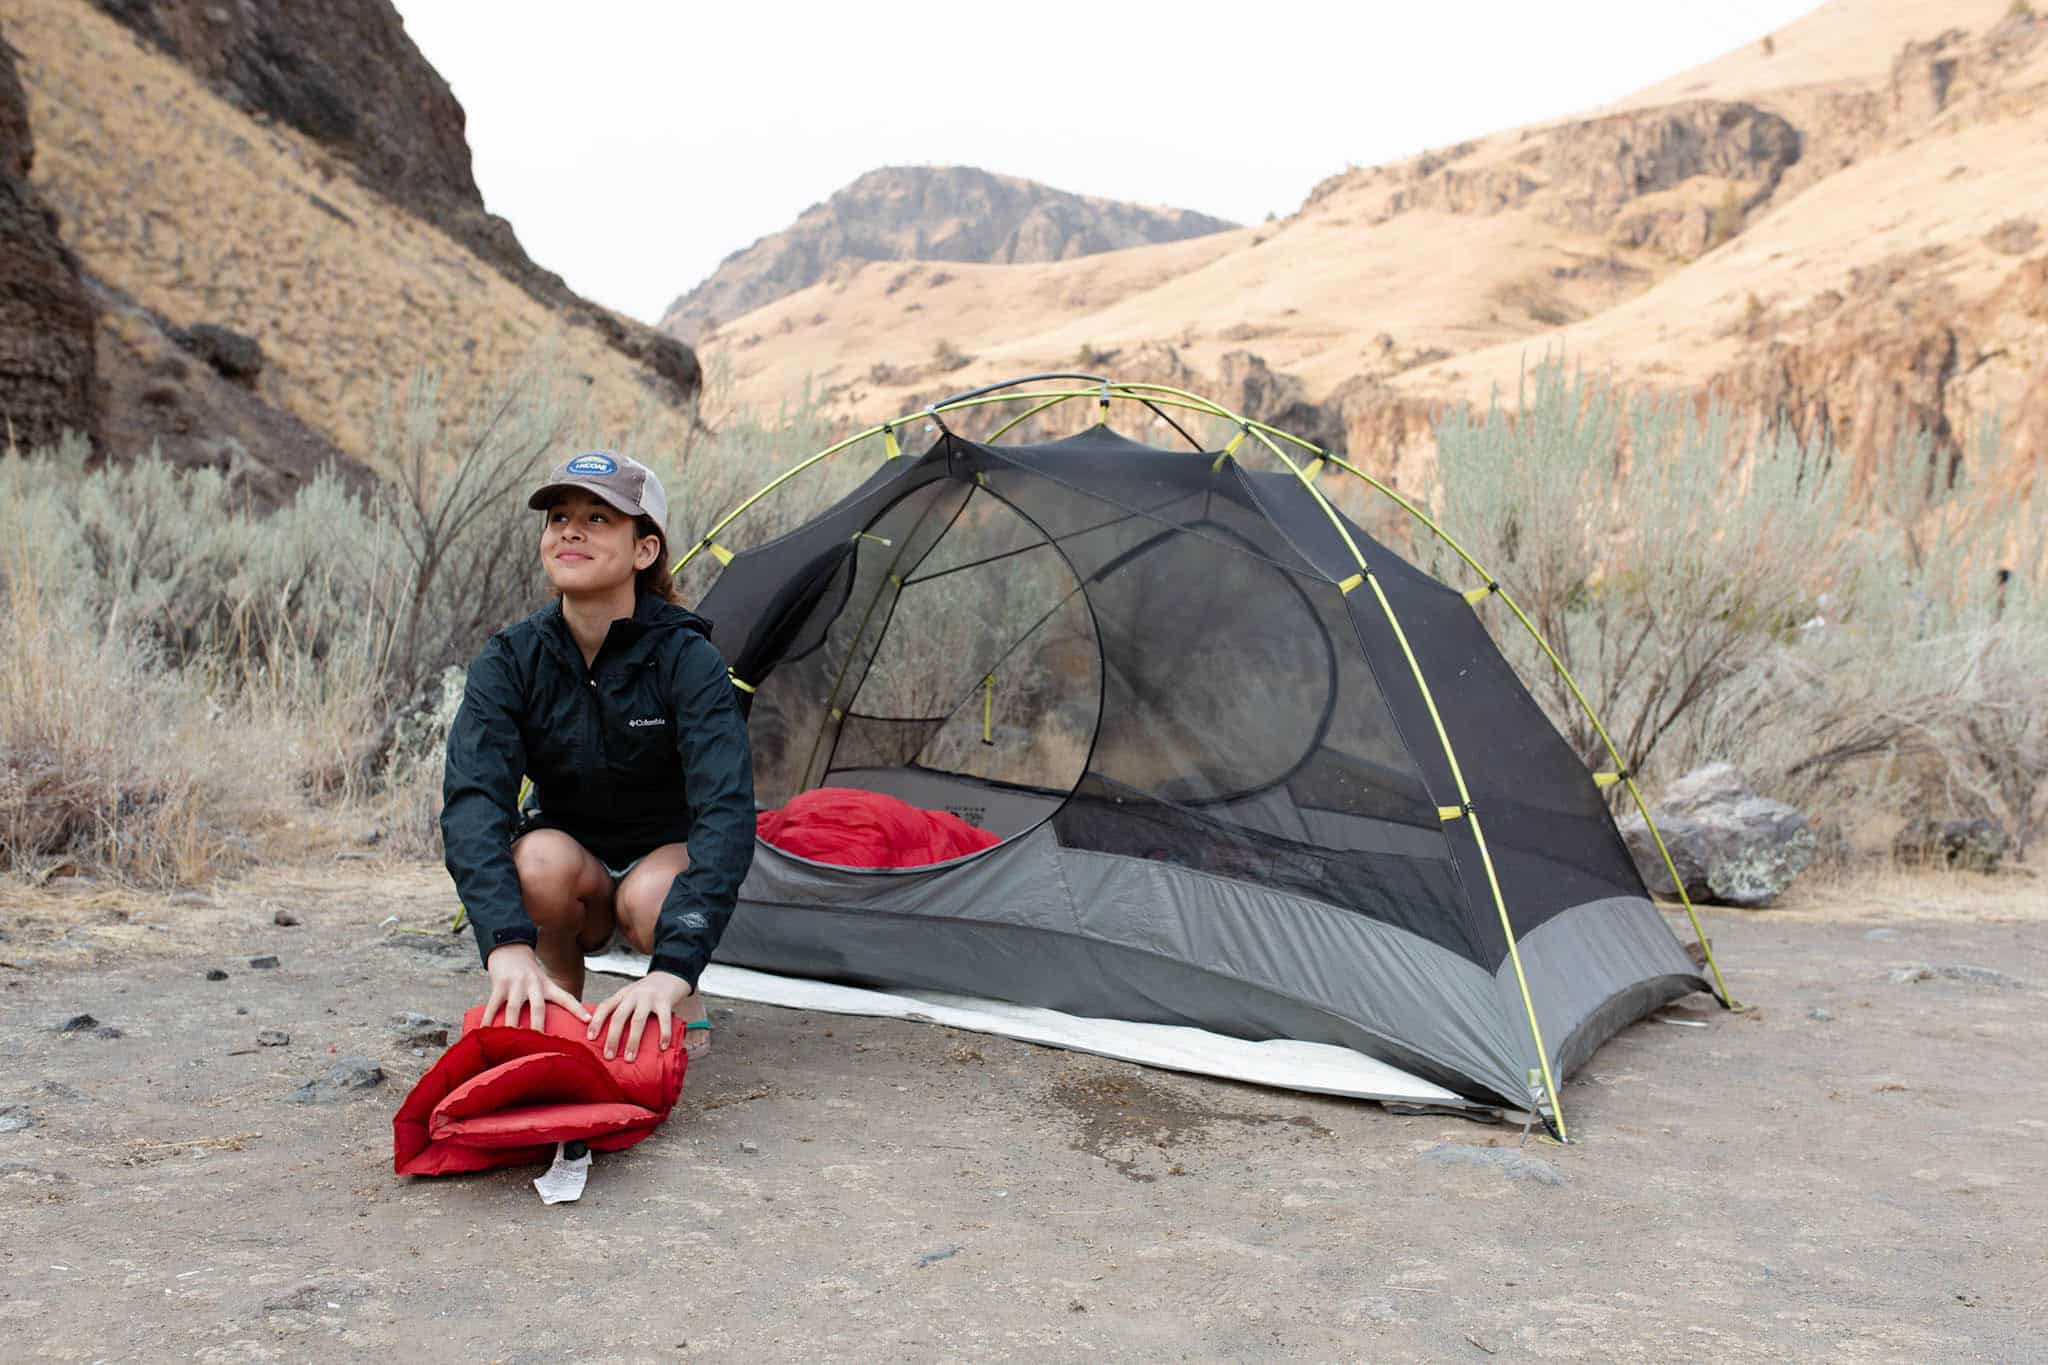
left=0, top=362, right=841, bottom=883
left=1708, top=184, right=1744, bottom=248
left=1423, top=362, right=2044, bottom=856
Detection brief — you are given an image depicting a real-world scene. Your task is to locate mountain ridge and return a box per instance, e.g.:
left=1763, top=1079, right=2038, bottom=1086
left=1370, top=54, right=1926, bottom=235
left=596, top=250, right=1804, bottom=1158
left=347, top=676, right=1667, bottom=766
left=659, top=165, right=1235, bottom=342
left=694, top=0, right=2046, bottom=493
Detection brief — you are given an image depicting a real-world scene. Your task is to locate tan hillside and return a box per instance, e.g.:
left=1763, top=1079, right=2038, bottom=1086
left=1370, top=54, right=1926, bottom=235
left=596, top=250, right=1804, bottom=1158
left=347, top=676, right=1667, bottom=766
left=662, top=165, right=1236, bottom=343
left=700, top=0, right=2045, bottom=488
left=5, top=0, right=693, bottom=473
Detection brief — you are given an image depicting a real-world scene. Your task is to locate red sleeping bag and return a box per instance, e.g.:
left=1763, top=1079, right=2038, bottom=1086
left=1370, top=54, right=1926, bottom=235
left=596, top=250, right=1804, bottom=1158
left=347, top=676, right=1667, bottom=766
left=756, top=786, right=1001, bottom=867
left=393, top=1004, right=686, bottom=1177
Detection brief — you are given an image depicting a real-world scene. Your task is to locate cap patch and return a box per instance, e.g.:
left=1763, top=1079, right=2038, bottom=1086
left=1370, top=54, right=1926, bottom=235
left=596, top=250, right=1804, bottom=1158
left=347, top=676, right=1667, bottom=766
left=566, top=453, right=618, bottom=476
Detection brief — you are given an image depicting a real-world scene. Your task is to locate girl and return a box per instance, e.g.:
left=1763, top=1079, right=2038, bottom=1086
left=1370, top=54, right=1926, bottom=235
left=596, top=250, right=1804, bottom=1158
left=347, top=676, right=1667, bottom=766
left=441, top=451, right=755, bottom=1062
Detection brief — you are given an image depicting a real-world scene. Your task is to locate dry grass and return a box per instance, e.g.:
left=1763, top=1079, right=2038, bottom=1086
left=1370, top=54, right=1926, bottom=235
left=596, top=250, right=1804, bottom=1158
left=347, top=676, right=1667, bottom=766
left=7, top=0, right=688, bottom=470
left=2, top=535, right=232, bottom=885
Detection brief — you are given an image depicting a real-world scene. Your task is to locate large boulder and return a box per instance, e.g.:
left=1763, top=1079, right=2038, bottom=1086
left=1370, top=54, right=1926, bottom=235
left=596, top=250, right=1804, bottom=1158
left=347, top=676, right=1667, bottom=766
left=1617, top=763, right=1816, bottom=908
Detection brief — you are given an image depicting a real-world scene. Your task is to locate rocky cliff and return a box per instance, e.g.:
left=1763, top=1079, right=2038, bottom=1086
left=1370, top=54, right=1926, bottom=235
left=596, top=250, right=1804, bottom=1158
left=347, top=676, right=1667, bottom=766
left=87, top=0, right=698, bottom=403
left=9, top=0, right=700, bottom=492
left=660, top=166, right=1235, bottom=342
left=0, top=31, right=96, bottom=451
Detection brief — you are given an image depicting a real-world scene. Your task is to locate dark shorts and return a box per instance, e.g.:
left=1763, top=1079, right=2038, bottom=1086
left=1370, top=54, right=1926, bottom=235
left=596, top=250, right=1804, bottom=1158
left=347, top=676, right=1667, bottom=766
left=513, top=812, right=658, bottom=882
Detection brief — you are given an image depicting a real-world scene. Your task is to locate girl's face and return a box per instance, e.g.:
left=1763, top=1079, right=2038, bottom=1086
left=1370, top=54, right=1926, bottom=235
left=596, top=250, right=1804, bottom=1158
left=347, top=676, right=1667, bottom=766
left=540, top=490, right=659, bottom=597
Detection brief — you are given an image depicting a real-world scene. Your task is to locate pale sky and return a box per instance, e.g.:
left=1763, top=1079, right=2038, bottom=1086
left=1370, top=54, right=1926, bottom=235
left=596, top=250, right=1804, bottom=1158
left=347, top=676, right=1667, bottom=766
left=391, top=0, right=1819, bottom=325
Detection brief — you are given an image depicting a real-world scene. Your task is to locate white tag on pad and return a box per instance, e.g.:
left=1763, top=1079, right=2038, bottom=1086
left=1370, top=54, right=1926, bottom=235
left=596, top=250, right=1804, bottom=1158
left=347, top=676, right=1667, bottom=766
left=533, top=1141, right=591, bottom=1204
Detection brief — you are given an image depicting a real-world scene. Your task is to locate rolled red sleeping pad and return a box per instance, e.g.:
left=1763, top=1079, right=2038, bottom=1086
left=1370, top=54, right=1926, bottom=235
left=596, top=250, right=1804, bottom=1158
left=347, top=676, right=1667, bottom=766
left=393, top=1003, right=687, bottom=1177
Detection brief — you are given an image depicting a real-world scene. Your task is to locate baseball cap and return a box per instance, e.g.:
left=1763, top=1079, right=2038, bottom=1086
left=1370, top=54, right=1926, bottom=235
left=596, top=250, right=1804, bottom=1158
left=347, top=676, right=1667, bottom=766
left=527, top=451, right=668, bottom=540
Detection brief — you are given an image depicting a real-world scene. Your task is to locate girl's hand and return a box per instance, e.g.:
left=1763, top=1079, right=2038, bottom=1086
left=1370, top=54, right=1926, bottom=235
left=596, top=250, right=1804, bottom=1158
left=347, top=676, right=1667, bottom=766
left=481, top=943, right=591, bottom=1030
left=587, top=971, right=695, bottom=1061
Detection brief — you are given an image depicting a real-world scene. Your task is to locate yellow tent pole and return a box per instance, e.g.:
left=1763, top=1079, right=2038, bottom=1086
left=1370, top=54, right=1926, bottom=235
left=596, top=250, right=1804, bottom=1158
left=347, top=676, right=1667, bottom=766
left=1218, top=419, right=1568, bottom=1138
left=983, top=390, right=1090, bottom=443
left=1319, top=455, right=1735, bottom=1008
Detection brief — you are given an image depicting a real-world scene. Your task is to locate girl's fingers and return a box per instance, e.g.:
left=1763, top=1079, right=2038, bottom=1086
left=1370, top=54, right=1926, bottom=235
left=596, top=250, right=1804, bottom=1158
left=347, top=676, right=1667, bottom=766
left=655, top=1003, right=673, bottom=1053
left=547, top=983, right=592, bottom=1023
left=604, top=1000, right=631, bottom=1058
left=625, top=1001, right=651, bottom=1062
left=586, top=996, right=613, bottom=1040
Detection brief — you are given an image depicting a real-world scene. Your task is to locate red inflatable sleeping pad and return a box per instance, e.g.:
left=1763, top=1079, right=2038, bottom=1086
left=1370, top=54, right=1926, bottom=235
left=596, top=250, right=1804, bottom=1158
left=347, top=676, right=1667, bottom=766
left=756, top=786, right=1001, bottom=867
left=393, top=1003, right=687, bottom=1177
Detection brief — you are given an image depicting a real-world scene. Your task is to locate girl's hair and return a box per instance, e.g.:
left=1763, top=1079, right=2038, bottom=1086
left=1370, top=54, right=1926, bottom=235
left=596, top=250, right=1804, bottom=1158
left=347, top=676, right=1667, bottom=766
left=635, top=514, right=681, bottom=604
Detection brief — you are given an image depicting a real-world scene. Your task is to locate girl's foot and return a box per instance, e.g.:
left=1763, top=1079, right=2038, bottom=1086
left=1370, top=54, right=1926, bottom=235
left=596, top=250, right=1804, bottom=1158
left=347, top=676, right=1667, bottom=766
left=681, top=989, right=712, bottom=1057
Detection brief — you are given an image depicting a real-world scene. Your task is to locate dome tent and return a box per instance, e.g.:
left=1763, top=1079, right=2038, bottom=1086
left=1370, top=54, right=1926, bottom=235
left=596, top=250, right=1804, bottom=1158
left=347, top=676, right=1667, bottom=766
left=681, top=376, right=1734, bottom=1137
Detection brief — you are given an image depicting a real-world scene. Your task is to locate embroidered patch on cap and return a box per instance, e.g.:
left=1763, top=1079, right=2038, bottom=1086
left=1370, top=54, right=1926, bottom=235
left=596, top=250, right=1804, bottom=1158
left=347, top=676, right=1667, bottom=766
left=566, top=453, right=618, bottom=475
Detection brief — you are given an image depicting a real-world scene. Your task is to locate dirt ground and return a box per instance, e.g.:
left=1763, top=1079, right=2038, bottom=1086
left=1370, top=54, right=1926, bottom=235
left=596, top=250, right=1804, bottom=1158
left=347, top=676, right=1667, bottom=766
left=1, top=861, right=2044, bottom=1362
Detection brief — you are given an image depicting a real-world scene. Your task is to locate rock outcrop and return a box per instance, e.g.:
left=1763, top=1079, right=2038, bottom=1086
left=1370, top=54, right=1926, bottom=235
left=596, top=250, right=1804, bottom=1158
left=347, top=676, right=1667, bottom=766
left=1337, top=101, right=1803, bottom=249
left=92, top=280, right=371, bottom=508
left=662, top=166, right=1235, bottom=341
left=88, top=0, right=698, bottom=404
left=0, top=28, right=96, bottom=451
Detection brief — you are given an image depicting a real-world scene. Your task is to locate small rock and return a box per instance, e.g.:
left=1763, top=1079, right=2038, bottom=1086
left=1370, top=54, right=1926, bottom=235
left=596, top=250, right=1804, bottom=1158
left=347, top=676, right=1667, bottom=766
left=1893, top=817, right=2010, bottom=873
left=1808, top=1007, right=1834, bottom=1021
left=205, top=969, right=229, bottom=981
left=1887, top=963, right=2029, bottom=989
left=1933, top=963, right=2027, bottom=989
left=235, top=1006, right=248, bottom=1016
left=392, top=1012, right=452, bottom=1048
left=286, top=1057, right=384, bottom=1104
left=915, top=1245, right=960, bottom=1268
left=39, top=1081, right=86, bottom=1101
left=167, top=891, right=209, bottom=905
left=412, top=1047, right=426, bottom=1058
left=92, top=1025, right=122, bottom=1039
left=1864, top=928, right=1899, bottom=941
left=1419, top=1142, right=1566, bottom=1186
left=257, top=1029, right=290, bottom=1047
left=0, top=1103, right=34, bottom=1133
left=177, top=322, right=264, bottom=386
left=273, top=909, right=301, bottom=927
left=55, top=1013, right=98, bottom=1033
left=248, top=955, right=280, bottom=970
left=262, top=1282, right=363, bottom=1314
left=738, top=1140, right=760, bottom=1155
left=0, top=1161, right=74, bottom=1185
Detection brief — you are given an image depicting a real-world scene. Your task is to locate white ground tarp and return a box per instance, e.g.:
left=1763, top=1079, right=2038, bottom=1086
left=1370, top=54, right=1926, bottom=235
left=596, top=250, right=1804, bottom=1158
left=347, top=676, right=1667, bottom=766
left=586, top=948, right=1464, bottom=1108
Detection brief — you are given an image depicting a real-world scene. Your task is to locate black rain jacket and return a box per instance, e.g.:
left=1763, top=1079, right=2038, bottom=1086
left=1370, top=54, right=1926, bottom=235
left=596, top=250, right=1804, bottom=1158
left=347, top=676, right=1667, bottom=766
left=441, top=594, right=755, bottom=985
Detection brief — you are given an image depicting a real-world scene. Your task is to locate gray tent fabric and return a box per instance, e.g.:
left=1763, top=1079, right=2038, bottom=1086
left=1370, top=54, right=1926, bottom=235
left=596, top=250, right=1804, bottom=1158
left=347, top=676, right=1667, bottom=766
left=696, top=422, right=1719, bottom=1126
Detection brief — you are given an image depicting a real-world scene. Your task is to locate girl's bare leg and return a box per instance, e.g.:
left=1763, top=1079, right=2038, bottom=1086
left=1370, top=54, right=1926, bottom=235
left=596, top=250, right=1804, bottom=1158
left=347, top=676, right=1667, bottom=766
left=509, top=829, right=615, bottom=1001
left=613, top=844, right=712, bottom=1054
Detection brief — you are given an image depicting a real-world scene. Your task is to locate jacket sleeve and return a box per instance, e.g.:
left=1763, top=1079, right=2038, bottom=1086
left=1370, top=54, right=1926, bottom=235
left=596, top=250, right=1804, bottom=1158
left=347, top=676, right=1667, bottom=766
left=647, top=633, right=756, bottom=988
left=441, top=635, right=537, bottom=968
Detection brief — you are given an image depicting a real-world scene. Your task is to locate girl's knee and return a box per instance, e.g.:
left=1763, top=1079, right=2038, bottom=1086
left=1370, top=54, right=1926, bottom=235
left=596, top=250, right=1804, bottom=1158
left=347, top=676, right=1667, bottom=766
left=512, top=833, right=595, bottom=923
